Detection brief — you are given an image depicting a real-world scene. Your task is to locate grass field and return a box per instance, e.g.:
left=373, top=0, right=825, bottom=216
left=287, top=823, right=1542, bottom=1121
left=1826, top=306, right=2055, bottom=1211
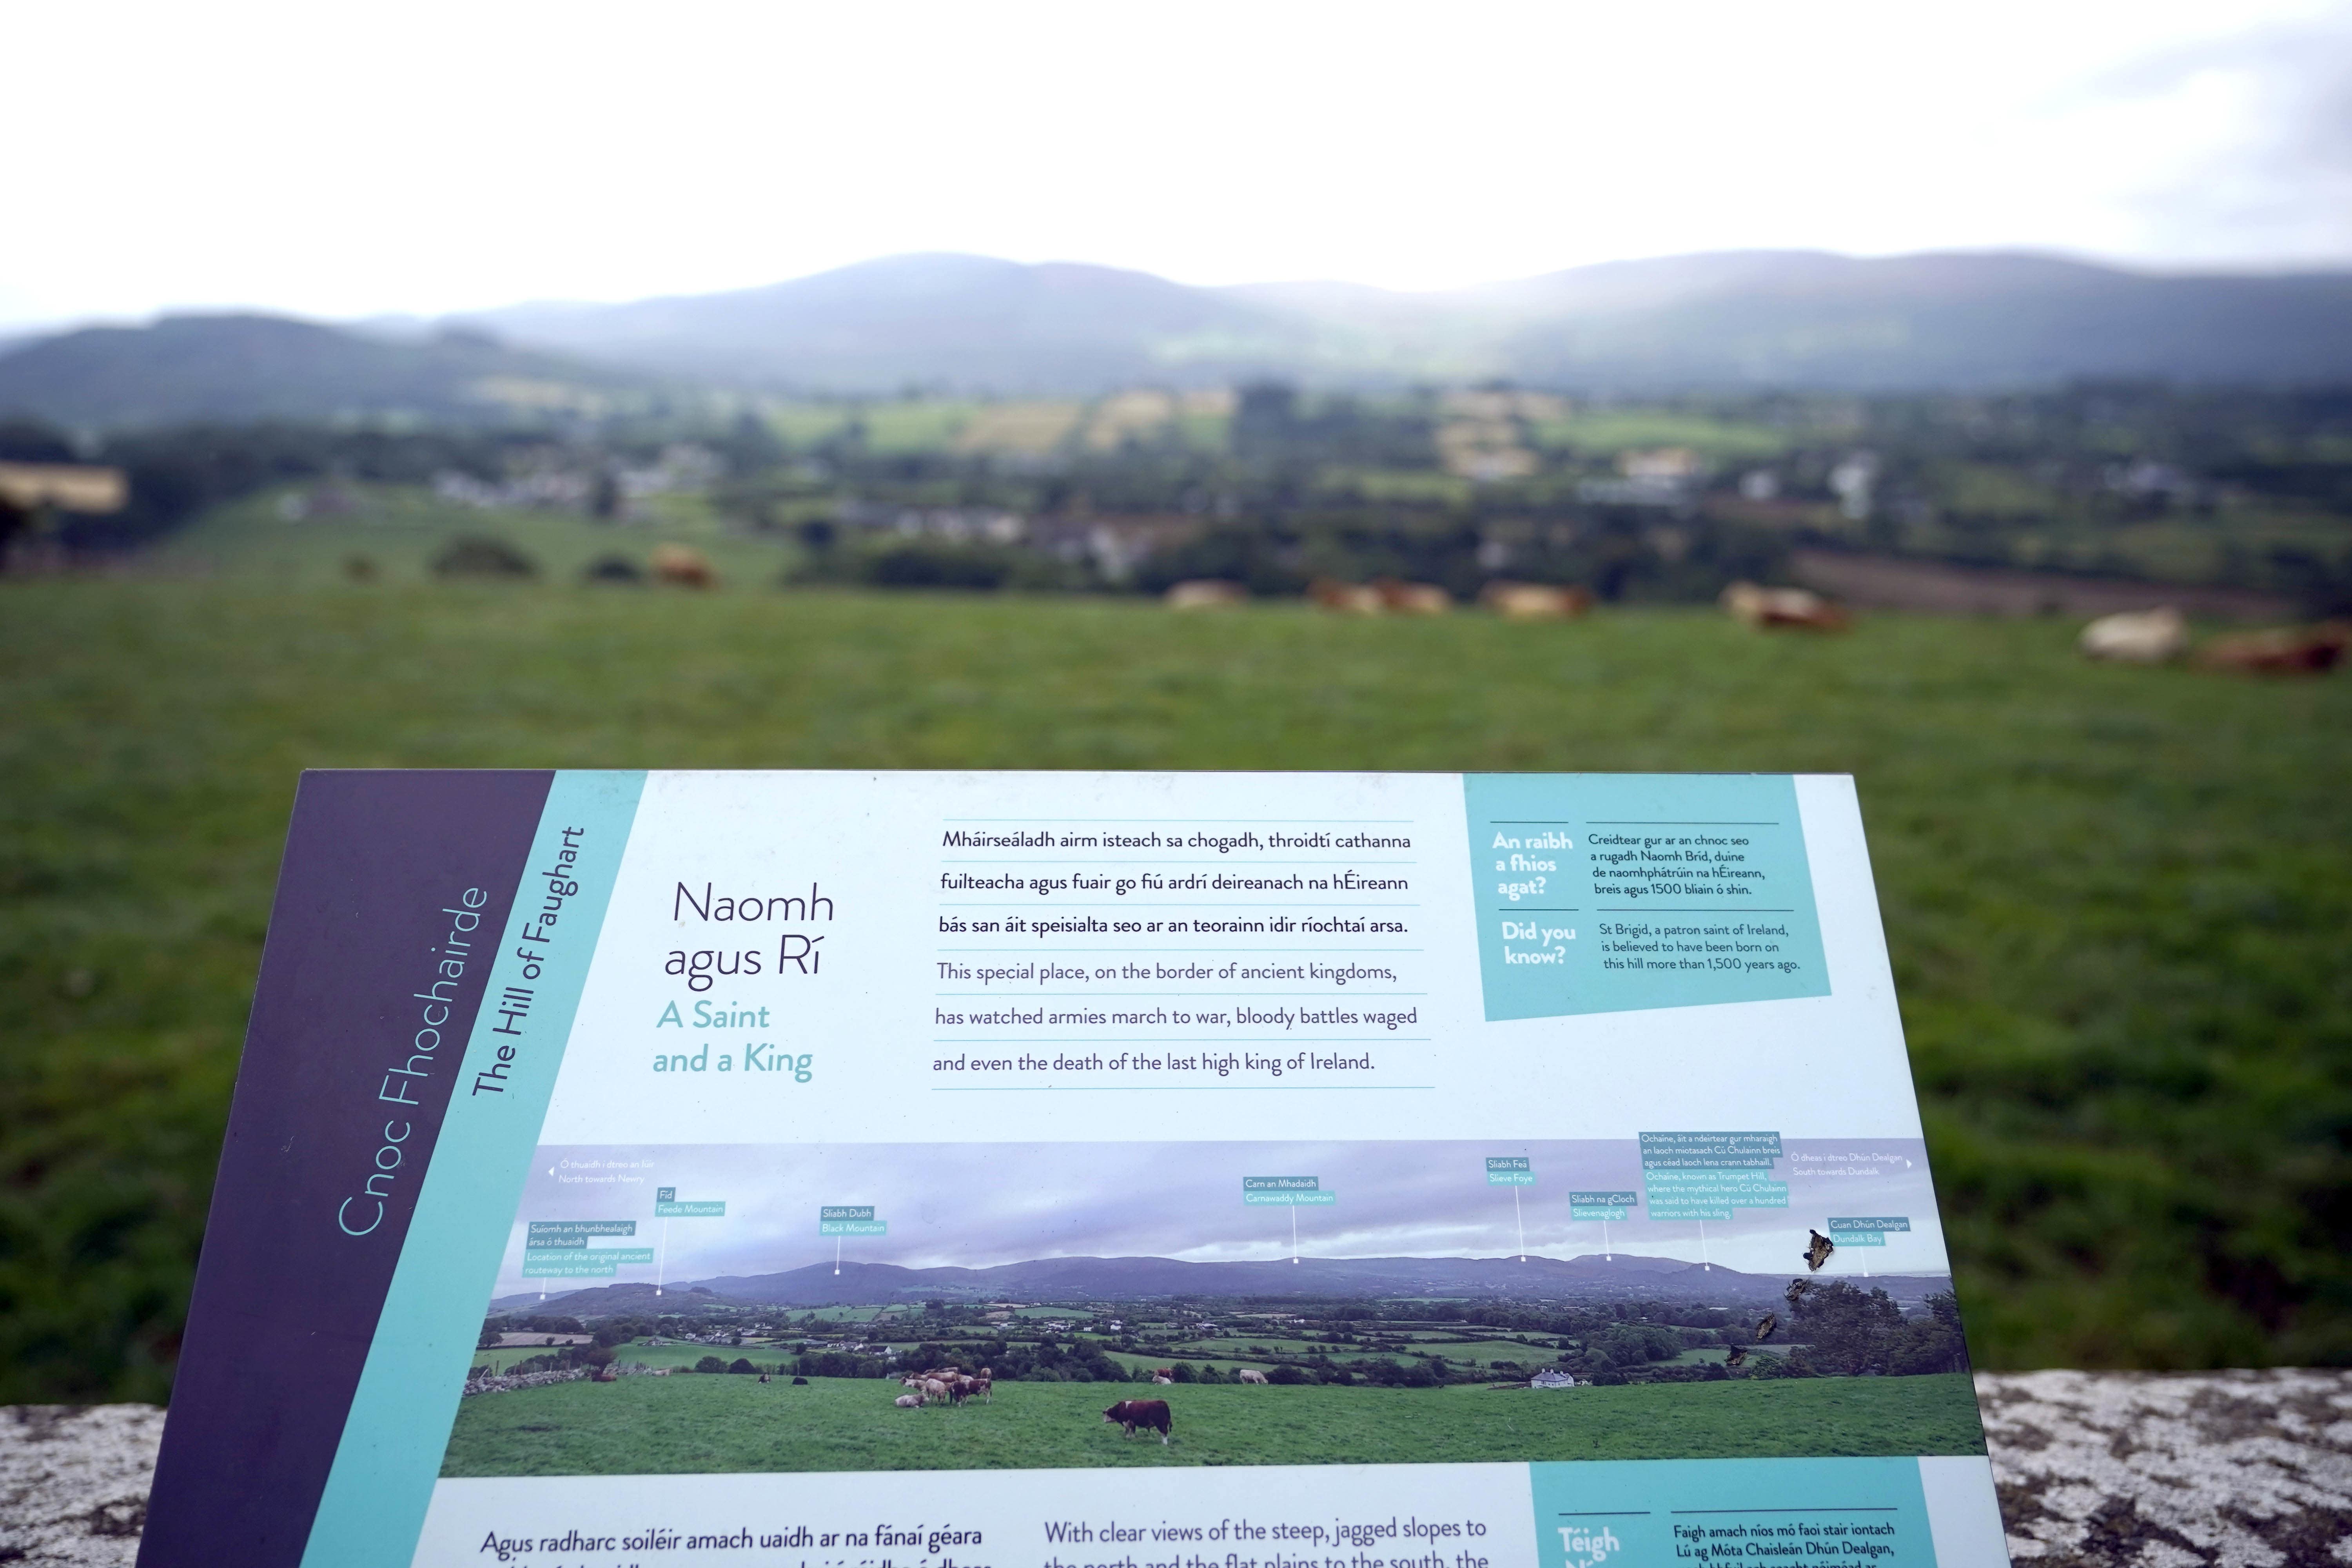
left=438, top=1372, right=1985, bottom=1475
left=471, top=1340, right=757, bottom=1375
left=5, top=577, right=2350, bottom=1403
left=141, top=485, right=796, bottom=586
left=1526, top=410, right=1790, bottom=462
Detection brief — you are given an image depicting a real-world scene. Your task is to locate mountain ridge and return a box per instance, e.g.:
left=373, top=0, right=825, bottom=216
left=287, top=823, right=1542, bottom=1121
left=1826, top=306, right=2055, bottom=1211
left=446, top=248, right=2352, bottom=392
left=490, top=1252, right=1954, bottom=1314
left=7, top=248, right=2349, bottom=426
left=0, top=312, right=658, bottom=428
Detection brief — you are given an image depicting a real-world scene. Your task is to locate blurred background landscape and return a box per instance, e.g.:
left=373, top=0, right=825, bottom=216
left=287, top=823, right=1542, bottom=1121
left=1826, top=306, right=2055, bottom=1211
left=3, top=0, right=2349, bottom=1405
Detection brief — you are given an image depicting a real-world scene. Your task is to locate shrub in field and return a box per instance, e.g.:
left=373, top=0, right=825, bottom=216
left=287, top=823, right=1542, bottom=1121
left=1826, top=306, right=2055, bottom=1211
left=694, top=1356, right=726, bottom=1374
left=431, top=534, right=538, bottom=579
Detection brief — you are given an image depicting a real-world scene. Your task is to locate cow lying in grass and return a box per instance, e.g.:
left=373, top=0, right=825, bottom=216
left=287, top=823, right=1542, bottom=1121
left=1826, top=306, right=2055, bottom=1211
left=1103, top=1398, right=1172, bottom=1445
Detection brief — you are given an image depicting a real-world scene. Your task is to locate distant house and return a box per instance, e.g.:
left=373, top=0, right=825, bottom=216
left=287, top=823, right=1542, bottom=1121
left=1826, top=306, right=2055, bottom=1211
left=1828, top=452, right=1879, bottom=521
left=0, top=463, right=127, bottom=513
left=1438, top=420, right=1539, bottom=482
left=1574, top=447, right=1707, bottom=510
left=1619, top=447, right=1702, bottom=482
left=1530, top=1370, right=1578, bottom=1389
left=0, top=461, right=128, bottom=571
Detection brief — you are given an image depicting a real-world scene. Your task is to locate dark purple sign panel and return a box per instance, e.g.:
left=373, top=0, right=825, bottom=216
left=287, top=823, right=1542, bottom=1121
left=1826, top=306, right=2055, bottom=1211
left=139, top=771, right=551, bottom=1568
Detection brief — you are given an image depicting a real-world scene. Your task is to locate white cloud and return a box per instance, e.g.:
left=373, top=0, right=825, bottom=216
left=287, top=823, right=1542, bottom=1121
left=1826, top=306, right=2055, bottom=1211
left=7, top=0, right=2348, bottom=327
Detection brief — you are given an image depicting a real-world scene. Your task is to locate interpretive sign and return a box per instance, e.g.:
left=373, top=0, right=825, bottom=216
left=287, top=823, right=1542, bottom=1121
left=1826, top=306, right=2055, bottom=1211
left=138, top=771, right=2002, bottom=1568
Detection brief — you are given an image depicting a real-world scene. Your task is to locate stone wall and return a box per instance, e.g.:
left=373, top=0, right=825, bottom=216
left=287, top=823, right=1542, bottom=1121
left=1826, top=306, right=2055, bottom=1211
left=6, top=1373, right=2349, bottom=1566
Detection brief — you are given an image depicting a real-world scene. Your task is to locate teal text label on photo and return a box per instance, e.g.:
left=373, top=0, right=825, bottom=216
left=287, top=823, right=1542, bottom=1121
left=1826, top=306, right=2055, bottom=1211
left=524, top=1219, right=635, bottom=1238
left=1464, top=775, right=1829, bottom=1022
left=1487, top=1157, right=1535, bottom=1185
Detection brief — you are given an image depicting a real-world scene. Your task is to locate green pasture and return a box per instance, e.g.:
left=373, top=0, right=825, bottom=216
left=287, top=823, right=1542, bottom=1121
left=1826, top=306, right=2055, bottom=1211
left=1097, top=1348, right=1276, bottom=1377
left=1392, top=1339, right=1564, bottom=1367
left=438, top=1370, right=1984, bottom=1475
left=6, top=575, right=2352, bottom=1405
left=1154, top=1336, right=1508, bottom=1367
left=857, top=400, right=983, bottom=454
left=1526, top=410, right=1789, bottom=463
left=1319, top=466, right=1478, bottom=505
left=141, top=484, right=793, bottom=587
left=471, top=1339, right=752, bottom=1375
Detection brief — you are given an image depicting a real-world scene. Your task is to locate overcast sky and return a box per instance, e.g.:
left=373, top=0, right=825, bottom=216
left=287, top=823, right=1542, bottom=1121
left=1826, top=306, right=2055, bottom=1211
left=10, top=0, right=2350, bottom=328
left=499, top=1139, right=1947, bottom=1294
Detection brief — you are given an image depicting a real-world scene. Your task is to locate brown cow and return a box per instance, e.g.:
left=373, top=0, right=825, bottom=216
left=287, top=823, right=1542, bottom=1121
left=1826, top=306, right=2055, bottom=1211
left=1372, top=579, right=1452, bottom=615
left=1103, top=1398, right=1172, bottom=1445
left=1309, top=579, right=1385, bottom=615
left=1720, top=581, right=1848, bottom=632
left=649, top=543, right=717, bottom=589
left=2196, top=623, right=2349, bottom=675
left=1480, top=582, right=1592, bottom=620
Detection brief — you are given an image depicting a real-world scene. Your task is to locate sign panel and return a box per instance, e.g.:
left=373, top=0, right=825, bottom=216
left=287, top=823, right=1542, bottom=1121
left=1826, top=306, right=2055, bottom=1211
left=138, top=771, right=1999, bottom=1568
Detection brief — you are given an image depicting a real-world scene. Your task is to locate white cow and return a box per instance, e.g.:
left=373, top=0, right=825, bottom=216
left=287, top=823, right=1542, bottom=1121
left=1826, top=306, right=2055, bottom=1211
left=2080, top=607, right=2189, bottom=664
left=1236, top=1368, right=1269, bottom=1385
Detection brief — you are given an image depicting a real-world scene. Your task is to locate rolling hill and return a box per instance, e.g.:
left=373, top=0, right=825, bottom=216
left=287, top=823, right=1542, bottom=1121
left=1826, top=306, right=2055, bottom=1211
left=7, top=250, right=2348, bottom=426
left=1479, top=250, right=2352, bottom=390
left=455, top=249, right=2352, bottom=394
left=0, top=313, right=662, bottom=428
left=491, top=1252, right=1953, bottom=1314
left=454, top=252, right=1315, bottom=392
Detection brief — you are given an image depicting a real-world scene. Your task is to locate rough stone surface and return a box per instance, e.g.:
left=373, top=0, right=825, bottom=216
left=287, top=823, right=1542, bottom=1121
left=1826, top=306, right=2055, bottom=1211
left=3, top=1374, right=2348, bottom=1565
left=0, top=1405, right=164, bottom=1566
left=1978, top=1370, right=2352, bottom=1568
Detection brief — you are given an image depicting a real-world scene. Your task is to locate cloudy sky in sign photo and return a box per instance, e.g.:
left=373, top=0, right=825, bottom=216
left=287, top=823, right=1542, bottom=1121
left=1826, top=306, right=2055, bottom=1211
left=503, top=1138, right=1948, bottom=1292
